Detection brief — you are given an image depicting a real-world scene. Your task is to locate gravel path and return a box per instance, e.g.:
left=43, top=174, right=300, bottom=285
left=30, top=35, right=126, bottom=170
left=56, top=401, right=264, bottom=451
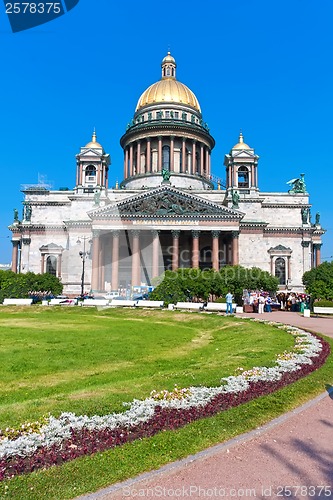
left=78, top=312, right=333, bottom=500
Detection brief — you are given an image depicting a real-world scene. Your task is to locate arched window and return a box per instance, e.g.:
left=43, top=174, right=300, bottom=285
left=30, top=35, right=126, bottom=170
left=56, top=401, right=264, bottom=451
left=85, top=165, right=96, bottom=179
left=275, top=257, right=286, bottom=285
left=162, top=145, right=170, bottom=170
left=46, top=256, right=57, bottom=276
left=238, top=166, right=249, bottom=188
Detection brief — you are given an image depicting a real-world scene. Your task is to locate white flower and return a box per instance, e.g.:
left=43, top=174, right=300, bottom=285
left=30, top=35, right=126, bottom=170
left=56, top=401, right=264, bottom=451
left=0, top=322, right=323, bottom=462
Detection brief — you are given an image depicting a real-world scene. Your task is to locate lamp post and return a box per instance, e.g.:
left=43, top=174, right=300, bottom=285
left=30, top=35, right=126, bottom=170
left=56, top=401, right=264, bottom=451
left=77, top=236, right=91, bottom=297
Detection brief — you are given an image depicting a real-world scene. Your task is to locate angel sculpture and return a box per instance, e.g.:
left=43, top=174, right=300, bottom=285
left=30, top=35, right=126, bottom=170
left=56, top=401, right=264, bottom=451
left=287, top=173, right=306, bottom=194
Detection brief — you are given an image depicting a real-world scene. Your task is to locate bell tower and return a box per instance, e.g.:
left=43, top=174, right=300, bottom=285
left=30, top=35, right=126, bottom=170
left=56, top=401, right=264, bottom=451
left=224, top=132, right=259, bottom=198
left=75, top=131, right=111, bottom=194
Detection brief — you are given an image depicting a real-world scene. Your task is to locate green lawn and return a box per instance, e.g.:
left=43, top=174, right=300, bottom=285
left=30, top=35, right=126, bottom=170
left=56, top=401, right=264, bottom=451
left=0, top=307, right=331, bottom=500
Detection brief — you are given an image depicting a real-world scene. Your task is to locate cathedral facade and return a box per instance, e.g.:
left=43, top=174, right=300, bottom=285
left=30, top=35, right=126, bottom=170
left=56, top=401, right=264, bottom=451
left=9, top=53, right=324, bottom=295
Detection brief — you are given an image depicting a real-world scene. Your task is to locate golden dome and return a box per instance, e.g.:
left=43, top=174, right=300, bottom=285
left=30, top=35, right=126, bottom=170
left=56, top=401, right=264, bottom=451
left=135, top=52, right=201, bottom=112
left=85, top=130, right=103, bottom=149
left=232, top=132, right=251, bottom=150
left=136, top=79, right=201, bottom=112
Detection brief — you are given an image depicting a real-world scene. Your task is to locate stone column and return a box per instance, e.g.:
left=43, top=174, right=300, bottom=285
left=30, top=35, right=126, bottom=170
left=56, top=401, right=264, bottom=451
left=151, top=230, right=160, bottom=279
left=99, top=240, right=105, bottom=291
left=251, top=165, right=254, bottom=189
left=234, top=167, right=238, bottom=187
left=314, top=243, right=322, bottom=267
left=58, top=254, right=62, bottom=279
left=211, top=231, right=220, bottom=271
left=270, top=256, right=274, bottom=275
left=78, top=162, right=83, bottom=186
left=129, top=144, right=133, bottom=177
left=287, top=256, right=291, bottom=281
left=124, top=148, right=129, bottom=179
left=11, top=240, right=20, bottom=273
left=192, top=141, right=196, bottom=174
left=171, top=230, right=180, bottom=271
left=182, top=139, right=186, bottom=173
left=205, top=148, right=209, bottom=177
left=91, top=231, right=100, bottom=292
left=41, top=253, right=45, bottom=274
left=131, top=230, right=141, bottom=287
left=146, top=138, right=151, bottom=173
left=170, top=136, right=175, bottom=172
left=192, top=230, right=200, bottom=268
left=158, top=136, right=162, bottom=170
left=231, top=231, right=239, bottom=265
left=200, top=144, right=204, bottom=176
left=111, top=230, right=120, bottom=291
left=301, top=241, right=310, bottom=273
left=137, top=141, right=141, bottom=174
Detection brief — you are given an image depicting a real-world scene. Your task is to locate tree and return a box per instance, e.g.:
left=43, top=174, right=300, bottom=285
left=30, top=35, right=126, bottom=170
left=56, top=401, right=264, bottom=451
left=303, top=262, right=333, bottom=300
left=0, top=270, right=63, bottom=303
left=150, top=266, right=279, bottom=305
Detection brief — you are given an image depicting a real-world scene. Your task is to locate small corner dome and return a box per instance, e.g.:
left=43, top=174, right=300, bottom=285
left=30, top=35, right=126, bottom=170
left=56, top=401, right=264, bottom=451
left=232, top=132, right=251, bottom=150
left=85, top=131, right=103, bottom=150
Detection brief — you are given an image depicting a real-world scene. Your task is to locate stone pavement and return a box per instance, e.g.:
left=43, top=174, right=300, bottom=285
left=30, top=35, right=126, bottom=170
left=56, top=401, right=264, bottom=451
left=78, top=313, right=333, bottom=500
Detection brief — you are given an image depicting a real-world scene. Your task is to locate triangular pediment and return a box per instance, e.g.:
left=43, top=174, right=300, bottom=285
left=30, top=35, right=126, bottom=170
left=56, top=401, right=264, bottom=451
left=269, top=244, right=291, bottom=251
left=39, top=243, right=63, bottom=251
left=90, top=185, right=244, bottom=220
left=232, top=149, right=256, bottom=158
left=79, top=149, right=102, bottom=157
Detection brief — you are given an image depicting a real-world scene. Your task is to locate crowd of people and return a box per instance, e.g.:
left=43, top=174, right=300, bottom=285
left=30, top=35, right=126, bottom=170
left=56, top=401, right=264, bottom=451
left=243, top=290, right=310, bottom=313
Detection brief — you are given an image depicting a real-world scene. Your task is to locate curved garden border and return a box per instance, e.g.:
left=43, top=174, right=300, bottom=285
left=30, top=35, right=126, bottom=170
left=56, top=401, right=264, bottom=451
left=0, top=320, right=330, bottom=481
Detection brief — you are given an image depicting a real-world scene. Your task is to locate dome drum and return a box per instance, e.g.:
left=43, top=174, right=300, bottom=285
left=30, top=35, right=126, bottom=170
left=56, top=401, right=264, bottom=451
left=121, top=134, right=213, bottom=190
left=120, top=52, right=214, bottom=190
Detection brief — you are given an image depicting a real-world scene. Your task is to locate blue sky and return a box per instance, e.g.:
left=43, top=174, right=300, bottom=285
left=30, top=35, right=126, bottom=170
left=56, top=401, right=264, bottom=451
left=1, top=0, right=333, bottom=263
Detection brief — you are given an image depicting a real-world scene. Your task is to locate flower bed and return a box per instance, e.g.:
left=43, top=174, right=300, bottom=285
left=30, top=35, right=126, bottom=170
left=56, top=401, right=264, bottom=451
left=0, top=323, right=330, bottom=481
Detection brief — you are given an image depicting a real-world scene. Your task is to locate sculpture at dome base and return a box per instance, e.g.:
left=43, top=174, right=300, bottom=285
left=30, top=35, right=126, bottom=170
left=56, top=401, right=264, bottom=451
left=161, top=168, right=171, bottom=183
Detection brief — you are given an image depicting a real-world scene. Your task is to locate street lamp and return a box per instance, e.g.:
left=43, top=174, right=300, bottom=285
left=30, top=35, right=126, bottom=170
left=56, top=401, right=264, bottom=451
left=77, top=237, right=91, bottom=297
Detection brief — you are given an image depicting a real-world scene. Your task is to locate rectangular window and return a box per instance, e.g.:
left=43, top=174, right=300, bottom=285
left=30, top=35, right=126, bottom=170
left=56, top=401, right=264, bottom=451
left=174, top=112, right=179, bottom=119
left=165, top=111, right=170, bottom=118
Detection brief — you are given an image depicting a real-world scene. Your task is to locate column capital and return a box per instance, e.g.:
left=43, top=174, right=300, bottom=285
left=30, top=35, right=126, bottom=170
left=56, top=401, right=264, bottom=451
left=231, top=231, right=239, bottom=239
left=111, top=229, right=121, bottom=237
left=313, top=243, right=322, bottom=249
left=171, top=230, right=181, bottom=238
left=92, top=229, right=101, bottom=238
left=151, top=229, right=160, bottom=238
left=211, top=230, right=221, bottom=238
left=192, top=230, right=200, bottom=239
left=131, top=229, right=140, bottom=238
left=301, top=241, right=310, bottom=247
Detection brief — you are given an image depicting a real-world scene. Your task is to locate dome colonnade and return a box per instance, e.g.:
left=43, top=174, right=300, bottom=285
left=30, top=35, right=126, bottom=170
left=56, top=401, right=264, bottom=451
left=120, top=53, right=215, bottom=190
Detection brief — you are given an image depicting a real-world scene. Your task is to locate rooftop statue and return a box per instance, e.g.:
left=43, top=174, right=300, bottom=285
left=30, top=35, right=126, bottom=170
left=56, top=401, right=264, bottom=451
left=161, top=168, right=171, bottom=183
left=301, top=207, right=309, bottom=224
left=315, top=212, right=320, bottom=225
left=287, top=173, right=306, bottom=194
left=232, top=190, right=240, bottom=209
